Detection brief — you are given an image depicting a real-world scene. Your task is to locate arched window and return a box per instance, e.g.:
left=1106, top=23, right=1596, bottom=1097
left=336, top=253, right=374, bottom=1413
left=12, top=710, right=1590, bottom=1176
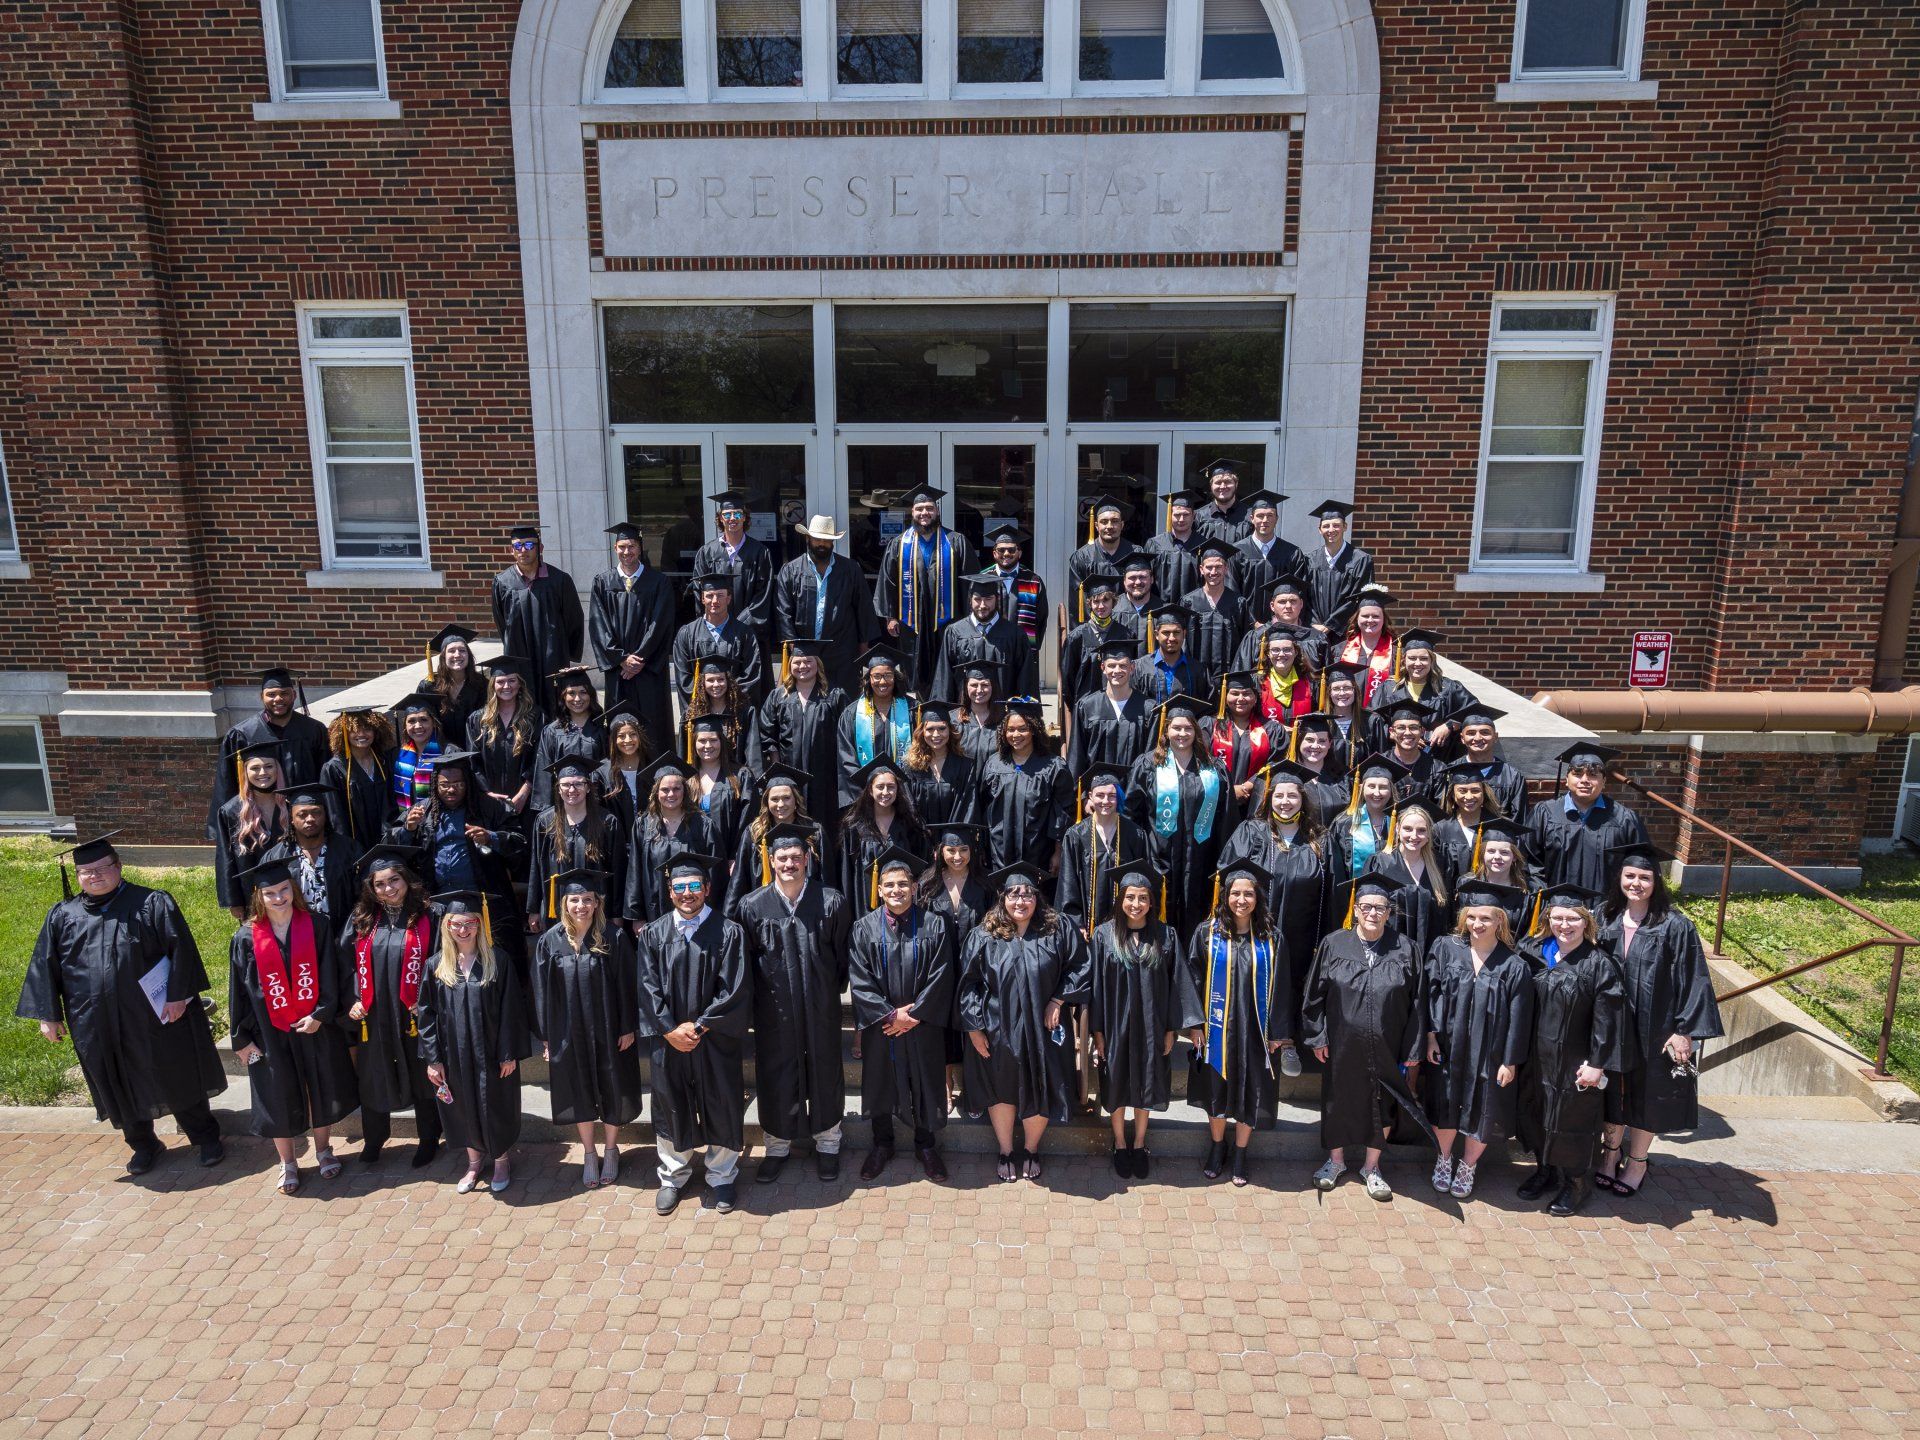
left=604, top=0, right=686, bottom=89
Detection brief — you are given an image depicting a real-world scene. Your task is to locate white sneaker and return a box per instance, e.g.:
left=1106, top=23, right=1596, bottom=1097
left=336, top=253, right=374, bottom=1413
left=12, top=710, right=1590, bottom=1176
left=1312, top=1159, right=1346, bottom=1191
left=1449, top=1160, right=1477, bottom=1199
left=1362, top=1169, right=1393, bottom=1201
left=1279, top=1046, right=1303, bottom=1078
left=1431, top=1155, right=1455, bottom=1193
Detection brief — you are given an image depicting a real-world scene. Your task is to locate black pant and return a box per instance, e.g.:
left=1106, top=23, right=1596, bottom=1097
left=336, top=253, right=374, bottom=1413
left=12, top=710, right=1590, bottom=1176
left=122, top=1099, right=220, bottom=1153
left=871, top=1115, right=934, bottom=1149
left=362, top=1104, right=442, bottom=1152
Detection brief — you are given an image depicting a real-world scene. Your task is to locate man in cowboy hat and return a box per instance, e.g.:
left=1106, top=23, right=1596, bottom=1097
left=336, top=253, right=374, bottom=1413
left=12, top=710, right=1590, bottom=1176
left=773, top=513, right=881, bottom=693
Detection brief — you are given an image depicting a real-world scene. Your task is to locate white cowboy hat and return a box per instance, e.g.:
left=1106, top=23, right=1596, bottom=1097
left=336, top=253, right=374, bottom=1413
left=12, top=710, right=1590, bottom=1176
left=793, top=514, right=846, bottom=542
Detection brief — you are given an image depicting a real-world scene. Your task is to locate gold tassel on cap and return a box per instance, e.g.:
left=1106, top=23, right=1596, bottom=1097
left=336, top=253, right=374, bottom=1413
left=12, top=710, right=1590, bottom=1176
left=869, top=861, right=879, bottom=910
left=780, top=641, right=792, bottom=689
left=547, top=873, right=557, bottom=920
left=1469, top=824, right=1484, bottom=873
left=759, top=837, right=771, bottom=887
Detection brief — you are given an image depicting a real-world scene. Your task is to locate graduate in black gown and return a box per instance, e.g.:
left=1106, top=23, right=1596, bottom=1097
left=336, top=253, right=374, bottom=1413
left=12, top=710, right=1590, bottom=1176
left=1053, top=764, right=1151, bottom=938
left=773, top=516, right=880, bottom=694
left=596, top=702, right=654, bottom=828
left=1177, top=537, right=1247, bottom=690
left=228, top=856, right=360, bottom=1193
left=1367, top=630, right=1477, bottom=760
left=978, top=700, right=1075, bottom=878
left=341, top=846, right=442, bottom=1166
left=1304, top=499, right=1375, bottom=638
left=466, top=657, right=544, bottom=830
left=838, top=756, right=930, bottom=920
left=1143, top=487, right=1205, bottom=608
left=1288, top=713, right=1352, bottom=828
left=693, top=490, right=778, bottom=663
left=1364, top=803, right=1452, bottom=959
left=753, top=637, right=851, bottom=845
left=681, top=652, right=761, bottom=774
left=1456, top=701, right=1528, bottom=820
left=920, top=821, right=991, bottom=1101
left=1124, top=695, right=1237, bottom=940
left=17, top=833, right=227, bottom=1174
left=1423, top=880, right=1533, bottom=1202
left=492, top=524, right=585, bottom=713
left=1065, top=494, right=1143, bottom=626
left=1193, top=458, right=1253, bottom=543
left=875, top=484, right=972, bottom=694
left=1432, top=763, right=1498, bottom=884
left=1057, top=571, right=1130, bottom=713
left=959, top=862, right=1092, bottom=1182
left=530, top=667, right=608, bottom=812
left=421, top=624, right=489, bottom=746
left=834, top=645, right=918, bottom=808
left=636, top=853, right=752, bottom=1215
left=1526, top=742, right=1650, bottom=893
left=1325, top=753, right=1406, bottom=886
left=1136, top=604, right=1209, bottom=705
left=321, top=707, right=397, bottom=856
left=688, top=714, right=755, bottom=903
left=1064, top=636, right=1155, bottom=778
left=1452, top=816, right=1538, bottom=939
left=1227, top=490, right=1310, bottom=619
left=384, top=750, right=528, bottom=977
left=1188, top=858, right=1297, bottom=1185
left=930, top=574, right=1032, bottom=705
left=591, top=521, right=680, bottom=759
left=728, top=763, right=826, bottom=912
left=530, top=869, right=642, bottom=1190
left=1596, top=841, right=1723, bottom=1199
left=209, top=666, right=332, bottom=838
left=527, top=757, right=629, bottom=933
left=1302, top=874, right=1429, bottom=1200
left=1089, top=865, right=1202, bottom=1180
left=415, top=889, right=532, bottom=1194
left=214, top=741, right=290, bottom=915
left=952, top=660, right=1008, bottom=767
left=1516, top=882, right=1629, bottom=1217
left=274, top=782, right=361, bottom=928
left=849, top=846, right=959, bottom=1182
left=736, top=824, right=854, bottom=1184
left=625, top=757, right=717, bottom=924
left=671, top=572, right=767, bottom=709
left=981, top=527, right=1047, bottom=697
left=1218, top=760, right=1329, bottom=1057
left=901, top=701, right=979, bottom=829
left=1203, top=669, right=1286, bottom=808
left=1371, top=696, right=1444, bottom=810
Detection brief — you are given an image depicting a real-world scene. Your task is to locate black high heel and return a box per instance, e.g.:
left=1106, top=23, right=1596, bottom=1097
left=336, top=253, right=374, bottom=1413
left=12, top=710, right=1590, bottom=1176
left=1230, top=1143, right=1251, bottom=1187
left=1611, top=1151, right=1653, bottom=1197
left=1202, top=1139, right=1228, bottom=1179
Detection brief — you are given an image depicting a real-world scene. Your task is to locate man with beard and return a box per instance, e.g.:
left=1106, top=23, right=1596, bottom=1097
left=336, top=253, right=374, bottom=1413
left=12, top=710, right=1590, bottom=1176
left=208, top=666, right=330, bottom=834
left=772, top=514, right=879, bottom=693
left=875, top=484, right=972, bottom=695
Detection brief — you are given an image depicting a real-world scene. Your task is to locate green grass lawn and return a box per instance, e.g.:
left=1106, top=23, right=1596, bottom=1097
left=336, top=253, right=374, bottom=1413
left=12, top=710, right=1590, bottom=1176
left=0, top=836, right=234, bottom=1106
left=1678, top=854, right=1920, bottom=1093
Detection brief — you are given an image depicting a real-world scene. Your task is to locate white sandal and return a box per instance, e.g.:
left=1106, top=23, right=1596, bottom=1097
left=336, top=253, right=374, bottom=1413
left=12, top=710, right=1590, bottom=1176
left=1431, top=1155, right=1455, bottom=1193
left=1449, top=1160, right=1477, bottom=1199
left=277, top=1161, right=301, bottom=1195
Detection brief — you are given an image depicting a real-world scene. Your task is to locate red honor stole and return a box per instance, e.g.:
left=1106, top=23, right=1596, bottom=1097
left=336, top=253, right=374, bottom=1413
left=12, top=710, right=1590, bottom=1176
left=356, top=913, right=433, bottom=1015
left=253, top=913, right=321, bottom=1032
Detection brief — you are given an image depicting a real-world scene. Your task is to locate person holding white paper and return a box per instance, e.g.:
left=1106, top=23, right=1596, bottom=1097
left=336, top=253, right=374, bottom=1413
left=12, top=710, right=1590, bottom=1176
left=16, top=832, right=227, bottom=1174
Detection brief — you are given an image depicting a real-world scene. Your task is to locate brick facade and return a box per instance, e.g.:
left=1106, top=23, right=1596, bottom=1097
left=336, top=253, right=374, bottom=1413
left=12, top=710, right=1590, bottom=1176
left=2, top=1, right=1917, bottom=860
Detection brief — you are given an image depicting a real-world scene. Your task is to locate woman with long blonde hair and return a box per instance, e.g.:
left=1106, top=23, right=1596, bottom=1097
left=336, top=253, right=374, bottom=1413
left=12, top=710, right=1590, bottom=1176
left=468, top=656, right=542, bottom=826
left=416, top=891, right=530, bottom=1195
left=1363, top=802, right=1451, bottom=957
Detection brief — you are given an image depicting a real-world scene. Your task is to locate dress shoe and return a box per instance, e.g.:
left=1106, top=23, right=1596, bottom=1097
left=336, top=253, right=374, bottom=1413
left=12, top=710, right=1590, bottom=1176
left=1549, top=1173, right=1593, bottom=1218
left=410, top=1139, right=441, bottom=1169
left=859, top=1145, right=895, bottom=1181
left=710, top=1183, right=738, bottom=1214
left=197, top=1138, right=226, bottom=1167
left=1517, top=1164, right=1558, bottom=1201
left=654, top=1184, right=681, bottom=1215
left=125, top=1146, right=160, bottom=1176
left=756, top=1154, right=788, bottom=1184
left=815, top=1150, right=841, bottom=1181
left=916, top=1145, right=948, bottom=1182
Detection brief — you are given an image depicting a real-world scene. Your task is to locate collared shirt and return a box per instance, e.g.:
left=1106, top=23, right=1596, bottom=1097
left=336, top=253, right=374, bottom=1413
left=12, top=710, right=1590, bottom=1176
left=618, top=560, right=645, bottom=593
left=516, top=563, right=550, bottom=588
left=1562, top=792, right=1611, bottom=820
left=431, top=807, right=477, bottom=891
left=774, top=881, right=809, bottom=917
left=1147, top=652, right=1190, bottom=698
left=812, top=553, right=834, bottom=636
left=676, top=904, right=714, bottom=940
left=1323, top=542, right=1350, bottom=568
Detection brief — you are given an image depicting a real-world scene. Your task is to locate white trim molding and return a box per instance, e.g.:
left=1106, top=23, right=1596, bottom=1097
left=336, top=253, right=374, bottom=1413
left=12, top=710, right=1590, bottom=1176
left=56, top=690, right=222, bottom=741
left=252, top=99, right=405, bottom=121
left=1454, top=569, right=1606, bottom=593
left=1494, top=80, right=1657, bottom=104
left=306, top=567, right=445, bottom=588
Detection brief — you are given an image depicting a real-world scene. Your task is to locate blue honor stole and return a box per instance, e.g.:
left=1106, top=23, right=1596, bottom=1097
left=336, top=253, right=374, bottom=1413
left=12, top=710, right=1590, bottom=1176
left=899, top=531, right=954, bottom=635
left=1204, top=922, right=1274, bottom=1082
left=855, top=697, right=914, bottom=764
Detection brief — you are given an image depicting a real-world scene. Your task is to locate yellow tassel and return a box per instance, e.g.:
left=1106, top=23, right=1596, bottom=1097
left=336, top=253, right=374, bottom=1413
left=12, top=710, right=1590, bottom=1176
left=684, top=720, right=695, bottom=764
left=1346, top=769, right=1361, bottom=816
left=760, top=837, right=771, bottom=887
left=234, top=753, right=245, bottom=798
left=1392, top=637, right=1402, bottom=683
left=1087, top=507, right=1095, bottom=544
left=1216, top=683, right=1228, bottom=721
left=869, top=861, right=879, bottom=909
left=781, top=642, right=792, bottom=689
left=481, top=894, right=493, bottom=944
left=1344, top=885, right=1357, bottom=928
left=1317, top=671, right=1328, bottom=711
left=1527, top=891, right=1544, bottom=936
left=425, top=642, right=433, bottom=680
left=1211, top=873, right=1221, bottom=916
left=1287, top=723, right=1300, bottom=762
left=547, top=873, right=557, bottom=921
left=1075, top=780, right=1084, bottom=825
left=1470, top=825, right=1484, bottom=873
left=1159, top=881, right=1167, bottom=923
left=1077, top=582, right=1087, bottom=625
left=1385, top=811, right=1397, bottom=850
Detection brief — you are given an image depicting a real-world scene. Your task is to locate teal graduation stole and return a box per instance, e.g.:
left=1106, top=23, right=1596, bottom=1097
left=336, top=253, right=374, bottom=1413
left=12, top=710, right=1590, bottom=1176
left=1204, top=923, right=1274, bottom=1082
left=1152, top=759, right=1221, bottom=841
left=854, top=697, right=914, bottom=764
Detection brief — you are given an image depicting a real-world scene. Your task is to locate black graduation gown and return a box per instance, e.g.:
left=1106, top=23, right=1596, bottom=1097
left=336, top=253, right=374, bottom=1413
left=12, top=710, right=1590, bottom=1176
left=838, top=818, right=931, bottom=919
left=414, top=961, right=532, bottom=1159
left=847, top=906, right=958, bottom=1132
left=228, top=914, right=360, bottom=1138
left=1124, top=752, right=1237, bottom=940
left=1301, top=927, right=1428, bottom=1153
left=903, top=752, right=979, bottom=829
left=283, top=841, right=362, bottom=930
left=1325, top=714, right=1363, bottom=780
left=1526, top=795, right=1650, bottom=893
left=384, top=796, right=529, bottom=967
left=772, top=555, right=879, bottom=694
left=1184, top=919, right=1289, bottom=1123
left=979, top=754, right=1074, bottom=874
left=736, top=882, right=853, bottom=1142
left=1597, top=909, right=1724, bottom=1134
left=320, top=753, right=393, bottom=854
left=875, top=527, right=973, bottom=691
left=727, top=817, right=827, bottom=915
left=1367, top=676, right=1477, bottom=757
left=466, top=707, right=546, bottom=817
left=1066, top=541, right=1141, bottom=624
left=209, top=710, right=332, bottom=837
left=1065, top=691, right=1155, bottom=778
left=598, top=761, right=647, bottom=834
left=1366, top=851, right=1451, bottom=960
left=1324, top=808, right=1392, bottom=887
left=1136, top=647, right=1210, bottom=707
left=983, top=565, right=1048, bottom=695
left=754, top=683, right=851, bottom=844
left=531, top=718, right=608, bottom=810
left=340, top=915, right=439, bottom=1118
left=1178, top=587, right=1246, bottom=688
left=671, top=617, right=766, bottom=706
left=590, top=564, right=679, bottom=758
left=492, top=564, right=586, bottom=712
left=1422, top=937, right=1533, bottom=1141
left=692, top=772, right=753, bottom=894
left=635, top=909, right=753, bottom=1153
left=17, top=884, right=227, bottom=1127
left=695, top=536, right=777, bottom=648
left=213, top=796, right=287, bottom=908
left=954, top=709, right=1004, bottom=768
left=1090, top=923, right=1201, bottom=1113
left=931, top=617, right=1032, bottom=705
left=1386, top=749, right=1442, bottom=811
left=1229, top=535, right=1310, bottom=606
left=1429, top=817, right=1481, bottom=889
left=1195, top=499, right=1252, bottom=544
left=1201, top=715, right=1286, bottom=789
left=528, top=924, right=644, bottom=1126
left=1467, top=758, right=1529, bottom=822
left=1053, top=817, right=1152, bottom=936
left=1058, top=618, right=1138, bottom=712
left=1306, top=543, right=1375, bottom=635
left=1217, top=821, right=1329, bottom=1036
left=627, top=812, right=718, bottom=922
left=426, top=671, right=489, bottom=749
left=1142, top=532, right=1201, bottom=613
left=1517, top=939, right=1629, bottom=1169
left=958, top=922, right=1092, bottom=1122
left=527, top=807, right=629, bottom=925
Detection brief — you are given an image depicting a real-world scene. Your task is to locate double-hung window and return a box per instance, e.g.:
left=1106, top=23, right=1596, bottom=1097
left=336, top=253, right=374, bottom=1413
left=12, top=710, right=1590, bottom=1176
left=1472, top=297, right=1614, bottom=572
left=297, top=308, right=429, bottom=568
left=1512, top=0, right=1644, bottom=82
left=0, top=719, right=53, bottom=818
left=0, top=436, right=18, bottom=561
left=264, top=0, right=388, bottom=100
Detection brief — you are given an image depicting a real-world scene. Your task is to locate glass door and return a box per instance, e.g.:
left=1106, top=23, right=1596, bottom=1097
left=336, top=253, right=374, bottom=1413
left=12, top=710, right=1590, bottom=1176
left=839, top=435, right=935, bottom=588
left=1173, top=432, right=1283, bottom=512
left=716, top=429, right=813, bottom=568
left=946, top=435, right=1041, bottom=554
left=1072, top=433, right=1168, bottom=548
left=618, top=437, right=711, bottom=628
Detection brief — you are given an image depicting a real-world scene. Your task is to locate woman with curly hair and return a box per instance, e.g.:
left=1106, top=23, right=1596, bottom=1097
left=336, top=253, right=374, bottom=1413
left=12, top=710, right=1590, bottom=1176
left=341, top=846, right=442, bottom=1168
left=320, top=706, right=395, bottom=854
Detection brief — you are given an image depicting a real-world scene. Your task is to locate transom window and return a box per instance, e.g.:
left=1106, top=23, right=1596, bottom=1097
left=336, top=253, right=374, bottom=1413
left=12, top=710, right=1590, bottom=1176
left=597, top=0, right=1299, bottom=99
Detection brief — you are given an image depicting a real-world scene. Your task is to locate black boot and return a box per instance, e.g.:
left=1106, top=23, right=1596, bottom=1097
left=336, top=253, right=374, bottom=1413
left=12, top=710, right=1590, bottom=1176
left=1113, top=1141, right=1131, bottom=1178
left=1548, top=1172, right=1593, bottom=1217
left=1517, top=1164, right=1558, bottom=1202
left=1229, top=1143, right=1251, bottom=1186
left=1202, top=1139, right=1228, bottom=1179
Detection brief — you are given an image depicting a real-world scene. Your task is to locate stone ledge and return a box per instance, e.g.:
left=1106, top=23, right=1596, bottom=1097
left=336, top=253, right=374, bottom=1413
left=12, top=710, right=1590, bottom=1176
left=56, top=690, right=220, bottom=741
left=1676, top=862, right=1863, bottom=895
left=305, top=567, right=443, bottom=589
left=1453, top=569, right=1606, bottom=593
left=252, top=99, right=404, bottom=123
left=1493, top=80, right=1660, bottom=104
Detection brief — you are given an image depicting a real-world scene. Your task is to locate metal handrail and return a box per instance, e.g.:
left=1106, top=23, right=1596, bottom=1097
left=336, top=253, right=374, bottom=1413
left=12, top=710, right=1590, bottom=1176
left=1610, top=770, right=1912, bottom=1081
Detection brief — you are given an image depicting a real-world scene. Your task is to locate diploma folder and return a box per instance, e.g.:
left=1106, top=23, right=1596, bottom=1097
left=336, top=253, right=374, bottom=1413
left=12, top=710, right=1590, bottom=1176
left=138, top=957, right=171, bottom=1020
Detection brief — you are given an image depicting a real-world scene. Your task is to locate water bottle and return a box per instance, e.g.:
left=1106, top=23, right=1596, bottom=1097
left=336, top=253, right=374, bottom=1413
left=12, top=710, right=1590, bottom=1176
left=1050, top=1023, right=1066, bottom=1046
left=435, top=1081, right=455, bottom=1105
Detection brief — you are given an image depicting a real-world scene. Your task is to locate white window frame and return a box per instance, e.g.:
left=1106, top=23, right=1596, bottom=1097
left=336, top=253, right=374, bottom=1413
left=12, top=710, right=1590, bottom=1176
left=295, top=304, right=431, bottom=572
left=0, top=716, right=55, bottom=820
left=588, top=0, right=1299, bottom=101
left=1469, top=294, right=1614, bottom=576
left=1510, top=0, right=1644, bottom=83
left=0, top=434, right=19, bottom=561
left=260, top=0, right=390, bottom=103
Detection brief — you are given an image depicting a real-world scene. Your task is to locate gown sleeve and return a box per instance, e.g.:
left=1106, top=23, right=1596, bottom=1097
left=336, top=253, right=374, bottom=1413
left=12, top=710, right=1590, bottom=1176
left=915, top=912, right=959, bottom=1024
left=228, top=929, right=260, bottom=1054
left=1588, top=951, right=1631, bottom=1072
left=15, top=907, right=67, bottom=1024
left=609, top=929, right=640, bottom=1043
left=1166, top=925, right=1204, bottom=1031
left=845, top=918, right=889, bottom=1029
left=1670, top=916, right=1726, bottom=1042
left=1501, top=954, right=1534, bottom=1069
left=1299, top=934, right=1334, bottom=1052
left=495, top=965, right=534, bottom=1063
left=634, top=927, right=673, bottom=1038
left=695, top=923, right=754, bottom=1037
left=1054, top=927, right=1093, bottom=1008
left=154, top=890, right=211, bottom=999
left=956, top=927, right=992, bottom=1034
left=526, top=930, right=553, bottom=1044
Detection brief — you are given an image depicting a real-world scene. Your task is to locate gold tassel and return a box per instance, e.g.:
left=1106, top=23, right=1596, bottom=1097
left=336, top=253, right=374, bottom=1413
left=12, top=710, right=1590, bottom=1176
left=684, top=719, right=695, bottom=764
left=1211, top=873, right=1221, bottom=916
left=1469, top=825, right=1484, bottom=873
left=481, top=893, right=493, bottom=945
left=1385, top=810, right=1397, bottom=850
left=1392, top=637, right=1402, bottom=683
left=1344, top=885, right=1357, bottom=928
left=234, top=753, right=245, bottom=798
left=425, top=642, right=434, bottom=680
left=759, top=837, right=771, bottom=887
left=869, top=861, right=879, bottom=910
left=1346, top=769, right=1361, bottom=816
left=1075, top=779, right=1084, bottom=824
left=1086, top=507, right=1095, bottom=544
left=1158, top=879, right=1167, bottom=923
left=1216, top=682, right=1228, bottom=721
left=1287, top=723, right=1300, bottom=762
left=1527, top=891, right=1543, bottom=937
left=547, top=873, right=557, bottom=921
left=1317, top=671, right=1328, bottom=711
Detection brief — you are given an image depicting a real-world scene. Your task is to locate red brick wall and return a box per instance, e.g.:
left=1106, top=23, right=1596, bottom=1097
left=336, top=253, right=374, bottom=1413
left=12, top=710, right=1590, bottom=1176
left=55, top=736, right=221, bottom=845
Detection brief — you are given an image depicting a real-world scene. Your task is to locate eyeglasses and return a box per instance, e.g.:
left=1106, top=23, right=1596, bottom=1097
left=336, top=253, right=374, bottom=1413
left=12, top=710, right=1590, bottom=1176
left=1354, top=903, right=1390, bottom=917
left=669, top=881, right=703, bottom=895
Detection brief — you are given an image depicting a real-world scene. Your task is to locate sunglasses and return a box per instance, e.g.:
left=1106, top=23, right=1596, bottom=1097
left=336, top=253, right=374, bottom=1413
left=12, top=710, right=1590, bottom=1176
left=510, top=540, right=539, bottom=551
left=670, top=881, right=704, bottom=895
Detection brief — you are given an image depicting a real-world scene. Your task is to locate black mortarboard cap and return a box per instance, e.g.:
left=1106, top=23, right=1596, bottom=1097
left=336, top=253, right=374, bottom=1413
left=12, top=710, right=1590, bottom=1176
left=1149, top=603, right=1195, bottom=631
left=690, top=571, right=735, bottom=591
left=757, top=761, right=811, bottom=793
left=1194, top=537, right=1238, bottom=563
left=236, top=855, right=295, bottom=894
left=1606, top=841, right=1674, bottom=872
left=848, top=755, right=906, bottom=790
left=1538, top=881, right=1602, bottom=910
left=1454, top=878, right=1526, bottom=909
left=989, top=860, right=1047, bottom=890
left=873, top=844, right=929, bottom=879
left=1558, top=740, right=1621, bottom=769
left=55, top=831, right=123, bottom=867
left=662, top=852, right=725, bottom=880
left=1308, top=499, right=1354, bottom=520
left=1397, top=628, right=1442, bottom=653
left=259, top=667, right=299, bottom=691
left=858, top=644, right=910, bottom=674
left=1154, top=693, right=1210, bottom=726
left=433, top=889, right=489, bottom=914
left=1355, top=752, right=1413, bottom=783
left=356, top=843, right=423, bottom=879
left=1080, top=570, right=1121, bottom=597
left=1242, top=488, right=1286, bottom=511
left=1217, top=856, right=1274, bottom=890
left=508, top=524, right=542, bottom=542
left=547, top=755, right=596, bottom=781
left=429, top=623, right=478, bottom=654
left=933, top=822, right=988, bottom=851
left=389, top=691, right=442, bottom=719
left=1458, top=701, right=1507, bottom=727
left=765, top=822, right=814, bottom=853
left=1082, top=494, right=1134, bottom=520
left=548, top=665, right=595, bottom=693
left=604, top=520, right=641, bottom=541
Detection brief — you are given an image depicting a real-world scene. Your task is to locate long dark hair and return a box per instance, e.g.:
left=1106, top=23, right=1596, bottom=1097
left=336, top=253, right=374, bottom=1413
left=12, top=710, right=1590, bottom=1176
left=544, top=788, right=615, bottom=867
left=842, top=772, right=927, bottom=844
left=1208, top=873, right=1276, bottom=937
left=349, top=863, right=431, bottom=937
left=1100, top=880, right=1165, bottom=966
left=1603, top=857, right=1673, bottom=922
left=1264, top=777, right=1326, bottom=846
left=982, top=892, right=1061, bottom=940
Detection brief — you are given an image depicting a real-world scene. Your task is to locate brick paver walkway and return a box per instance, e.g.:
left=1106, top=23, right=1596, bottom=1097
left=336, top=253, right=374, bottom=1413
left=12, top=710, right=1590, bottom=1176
left=1, top=1132, right=1915, bottom=1438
